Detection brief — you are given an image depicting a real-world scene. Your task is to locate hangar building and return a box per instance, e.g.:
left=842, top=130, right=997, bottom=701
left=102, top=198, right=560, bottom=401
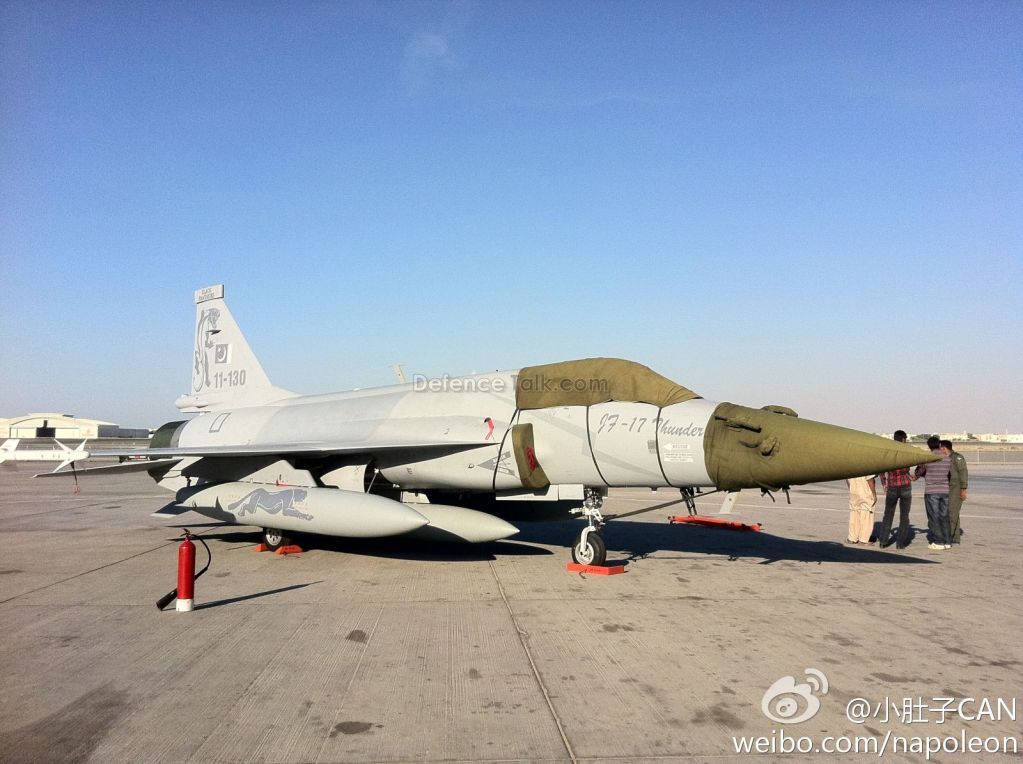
left=0, top=413, right=149, bottom=439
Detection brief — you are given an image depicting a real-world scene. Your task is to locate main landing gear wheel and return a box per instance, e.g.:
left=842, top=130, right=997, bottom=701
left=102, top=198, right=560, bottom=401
left=572, top=530, right=607, bottom=566
left=261, top=527, right=292, bottom=551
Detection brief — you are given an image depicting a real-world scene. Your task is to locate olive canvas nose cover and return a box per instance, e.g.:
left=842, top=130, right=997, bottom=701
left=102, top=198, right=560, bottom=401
left=703, top=403, right=939, bottom=491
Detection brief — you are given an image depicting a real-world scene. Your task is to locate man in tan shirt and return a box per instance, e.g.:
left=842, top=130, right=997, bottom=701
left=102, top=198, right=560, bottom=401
left=847, top=474, right=877, bottom=544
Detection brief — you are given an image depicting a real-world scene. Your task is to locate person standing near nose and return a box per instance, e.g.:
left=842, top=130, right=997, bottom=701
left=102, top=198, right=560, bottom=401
left=879, top=430, right=916, bottom=549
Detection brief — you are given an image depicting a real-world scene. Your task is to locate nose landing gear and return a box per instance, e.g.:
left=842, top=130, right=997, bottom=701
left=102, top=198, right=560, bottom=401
left=571, top=488, right=607, bottom=566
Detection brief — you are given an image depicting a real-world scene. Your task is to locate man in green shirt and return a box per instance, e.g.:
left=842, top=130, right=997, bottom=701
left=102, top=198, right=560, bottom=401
left=941, top=439, right=968, bottom=544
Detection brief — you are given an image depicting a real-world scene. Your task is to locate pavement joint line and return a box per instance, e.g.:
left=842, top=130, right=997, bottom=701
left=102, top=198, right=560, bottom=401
left=0, top=592, right=990, bottom=610
left=302, top=758, right=575, bottom=763
left=0, top=498, right=165, bottom=521
left=314, top=607, right=387, bottom=762
left=0, top=526, right=219, bottom=606
left=618, top=497, right=1020, bottom=521
left=743, top=504, right=1020, bottom=520
left=271, top=757, right=745, bottom=763
left=489, top=559, right=578, bottom=764
left=0, top=493, right=167, bottom=506
left=933, top=512, right=1020, bottom=520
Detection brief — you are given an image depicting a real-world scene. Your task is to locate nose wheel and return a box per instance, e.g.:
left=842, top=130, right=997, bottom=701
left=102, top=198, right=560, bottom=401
left=571, top=487, right=608, bottom=566
left=572, top=528, right=607, bottom=566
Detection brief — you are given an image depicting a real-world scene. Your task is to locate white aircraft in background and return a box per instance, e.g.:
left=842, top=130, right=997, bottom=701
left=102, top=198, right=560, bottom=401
left=1, top=439, right=90, bottom=473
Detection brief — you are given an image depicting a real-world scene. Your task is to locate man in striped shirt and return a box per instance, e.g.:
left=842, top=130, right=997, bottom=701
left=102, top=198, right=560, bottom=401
left=914, top=435, right=952, bottom=550
left=879, top=430, right=917, bottom=549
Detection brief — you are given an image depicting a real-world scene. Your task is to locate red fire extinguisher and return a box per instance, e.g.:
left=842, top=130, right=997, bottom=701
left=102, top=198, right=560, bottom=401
left=156, top=530, right=211, bottom=611
left=175, top=533, right=196, bottom=611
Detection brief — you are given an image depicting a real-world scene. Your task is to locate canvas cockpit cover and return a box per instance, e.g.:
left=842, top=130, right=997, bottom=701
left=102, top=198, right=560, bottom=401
left=515, top=358, right=700, bottom=411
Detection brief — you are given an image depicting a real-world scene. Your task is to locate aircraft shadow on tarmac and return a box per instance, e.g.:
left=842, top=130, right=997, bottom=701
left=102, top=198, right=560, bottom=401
left=171, top=520, right=935, bottom=565
left=169, top=523, right=553, bottom=562
left=513, top=520, right=937, bottom=566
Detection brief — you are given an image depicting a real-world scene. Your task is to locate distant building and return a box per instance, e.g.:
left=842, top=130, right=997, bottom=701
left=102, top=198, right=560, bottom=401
left=937, top=432, right=973, bottom=442
left=976, top=432, right=1023, bottom=444
left=874, top=431, right=1023, bottom=444
left=0, top=413, right=150, bottom=439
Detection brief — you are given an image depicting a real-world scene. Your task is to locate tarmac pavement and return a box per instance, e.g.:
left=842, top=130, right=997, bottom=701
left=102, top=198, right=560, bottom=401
left=1, top=463, right=1020, bottom=763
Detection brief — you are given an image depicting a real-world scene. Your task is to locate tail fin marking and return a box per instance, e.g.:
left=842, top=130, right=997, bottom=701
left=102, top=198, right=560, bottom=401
left=175, top=285, right=296, bottom=412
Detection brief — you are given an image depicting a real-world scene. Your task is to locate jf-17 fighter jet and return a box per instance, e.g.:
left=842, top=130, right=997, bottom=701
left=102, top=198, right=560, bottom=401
left=41, top=285, right=937, bottom=566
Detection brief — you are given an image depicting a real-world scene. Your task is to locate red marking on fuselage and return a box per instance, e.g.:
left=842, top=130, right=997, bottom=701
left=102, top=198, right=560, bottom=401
left=526, top=446, right=539, bottom=471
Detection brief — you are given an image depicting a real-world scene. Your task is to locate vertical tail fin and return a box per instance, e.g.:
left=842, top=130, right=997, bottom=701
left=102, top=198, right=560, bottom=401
left=175, top=285, right=296, bottom=412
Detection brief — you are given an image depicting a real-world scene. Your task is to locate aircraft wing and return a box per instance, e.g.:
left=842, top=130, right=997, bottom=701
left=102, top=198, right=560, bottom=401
left=88, top=438, right=487, bottom=459
left=35, top=438, right=488, bottom=479
left=34, top=458, right=183, bottom=478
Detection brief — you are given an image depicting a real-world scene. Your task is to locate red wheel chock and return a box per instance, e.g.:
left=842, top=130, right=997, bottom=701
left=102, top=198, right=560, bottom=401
left=255, top=543, right=305, bottom=554
left=667, top=515, right=762, bottom=532
left=565, top=562, right=627, bottom=575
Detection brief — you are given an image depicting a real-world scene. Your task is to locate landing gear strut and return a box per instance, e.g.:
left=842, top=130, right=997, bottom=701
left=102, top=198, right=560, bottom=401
left=680, top=486, right=698, bottom=515
left=571, top=488, right=607, bottom=566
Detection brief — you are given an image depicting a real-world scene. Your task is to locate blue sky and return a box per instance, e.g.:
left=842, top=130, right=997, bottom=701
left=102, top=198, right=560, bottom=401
left=1, top=0, right=1020, bottom=433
